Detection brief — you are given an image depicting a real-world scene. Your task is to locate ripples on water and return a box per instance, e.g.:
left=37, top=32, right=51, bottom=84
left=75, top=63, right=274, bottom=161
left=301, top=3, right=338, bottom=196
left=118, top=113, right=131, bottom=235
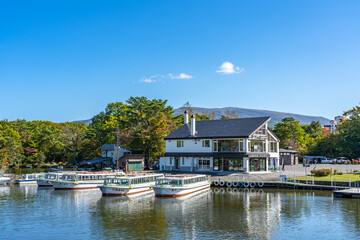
left=0, top=186, right=360, bottom=240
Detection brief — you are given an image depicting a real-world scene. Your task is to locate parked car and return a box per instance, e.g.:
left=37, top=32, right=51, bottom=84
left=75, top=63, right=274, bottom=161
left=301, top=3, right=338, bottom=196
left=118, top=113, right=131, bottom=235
left=321, top=158, right=330, bottom=164
left=329, top=158, right=336, bottom=164
left=337, top=157, right=349, bottom=164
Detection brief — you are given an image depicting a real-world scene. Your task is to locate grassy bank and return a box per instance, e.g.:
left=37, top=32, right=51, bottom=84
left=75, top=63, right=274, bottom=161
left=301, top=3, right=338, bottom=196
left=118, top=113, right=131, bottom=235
left=294, top=174, right=360, bottom=182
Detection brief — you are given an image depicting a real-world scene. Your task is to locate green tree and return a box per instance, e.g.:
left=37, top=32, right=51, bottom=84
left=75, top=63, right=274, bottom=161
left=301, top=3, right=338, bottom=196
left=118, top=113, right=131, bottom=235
left=273, top=117, right=309, bottom=151
left=220, top=109, right=240, bottom=119
left=0, top=121, right=23, bottom=168
left=60, top=122, right=88, bottom=164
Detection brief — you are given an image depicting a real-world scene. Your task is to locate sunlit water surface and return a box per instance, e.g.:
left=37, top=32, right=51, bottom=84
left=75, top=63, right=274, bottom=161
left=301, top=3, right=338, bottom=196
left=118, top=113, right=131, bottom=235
left=0, top=186, right=359, bottom=240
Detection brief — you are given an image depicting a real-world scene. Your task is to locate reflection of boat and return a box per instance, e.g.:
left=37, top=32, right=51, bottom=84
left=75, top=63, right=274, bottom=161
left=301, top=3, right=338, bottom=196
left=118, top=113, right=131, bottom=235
left=51, top=172, right=118, bottom=190
left=15, top=173, right=44, bottom=184
left=98, top=173, right=163, bottom=196
left=37, top=173, right=63, bottom=187
left=100, top=191, right=155, bottom=205
left=0, top=186, right=10, bottom=196
left=0, top=172, right=11, bottom=184
left=151, top=174, right=211, bottom=197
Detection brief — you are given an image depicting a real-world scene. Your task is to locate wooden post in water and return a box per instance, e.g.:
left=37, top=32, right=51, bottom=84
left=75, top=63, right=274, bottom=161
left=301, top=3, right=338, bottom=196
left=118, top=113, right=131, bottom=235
left=312, top=176, right=314, bottom=185
left=349, top=178, right=351, bottom=188
left=294, top=172, right=296, bottom=185
left=331, top=176, right=333, bottom=187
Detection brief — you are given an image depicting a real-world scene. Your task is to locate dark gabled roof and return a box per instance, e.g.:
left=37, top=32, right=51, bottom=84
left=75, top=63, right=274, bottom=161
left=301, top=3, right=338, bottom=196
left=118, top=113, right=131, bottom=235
left=78, top=157, right=112, bottom=165
left=164, top=117, right=271, bottom=140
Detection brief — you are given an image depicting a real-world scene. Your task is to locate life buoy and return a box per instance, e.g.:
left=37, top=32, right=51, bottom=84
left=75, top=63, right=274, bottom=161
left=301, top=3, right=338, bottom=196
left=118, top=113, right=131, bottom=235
left=214, top=188, right=219, bottom=194
left=258, top=189, right=264, bottom=194
left=243, top=181, right=249, bottom=188
left=244, top=188, right=249, bottom=193
left=219, top=180, right=225, bottom=187
left=258, top=181, right=264, bottom=188
left=250, top=188, right=256, bottom=193
left=250, top=182, right=256, bottom=188
left=232, top=181, right=238, bottom=187
left=233, top=188, right=238, bottom=193
left=281, top=177, right=288, bottom=182
left=238, top=182, right=244, bottom=188
left=220, top=188, right=225, bottom=194
left=227, top=187, right=232, bottom=193
left=226, top=181, right=232, bottom=187
left=213, top=180, right=219, bottom=186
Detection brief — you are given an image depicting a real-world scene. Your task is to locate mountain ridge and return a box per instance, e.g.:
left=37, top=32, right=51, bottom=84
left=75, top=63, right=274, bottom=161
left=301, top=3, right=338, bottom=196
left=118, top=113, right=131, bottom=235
left=173, top=107, right=330, bottom=127
left=73, top=107, right=331, bottom=127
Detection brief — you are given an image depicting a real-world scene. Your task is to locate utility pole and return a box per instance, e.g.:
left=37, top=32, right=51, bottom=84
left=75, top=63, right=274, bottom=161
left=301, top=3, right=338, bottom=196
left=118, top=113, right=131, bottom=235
left=113, top=128, right=121, bottom=170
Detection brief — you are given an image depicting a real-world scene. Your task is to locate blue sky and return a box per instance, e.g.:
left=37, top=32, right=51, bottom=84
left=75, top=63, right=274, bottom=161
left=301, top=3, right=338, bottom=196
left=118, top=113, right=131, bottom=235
left=1, top=1, right=360, bottom=122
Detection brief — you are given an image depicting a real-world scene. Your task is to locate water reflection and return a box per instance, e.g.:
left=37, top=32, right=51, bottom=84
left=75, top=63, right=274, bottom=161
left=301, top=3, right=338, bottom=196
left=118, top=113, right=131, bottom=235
left=1, top=186, right=360, bottom=239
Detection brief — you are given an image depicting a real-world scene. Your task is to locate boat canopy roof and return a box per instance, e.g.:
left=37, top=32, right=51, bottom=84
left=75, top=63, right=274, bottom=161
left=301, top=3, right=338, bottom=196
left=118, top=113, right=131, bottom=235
left=61, top=172, right=118, bottom=176
left=158, top=174, right=207, bottom=180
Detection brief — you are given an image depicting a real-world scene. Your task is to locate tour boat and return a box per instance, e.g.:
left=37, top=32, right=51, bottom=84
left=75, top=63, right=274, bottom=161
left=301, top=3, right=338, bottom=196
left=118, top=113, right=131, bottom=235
left=51, top=172, right=118, bottom=190
left=0, top=172, right=11, bottom=184
left=36, top=172, right=63, bottom=187
left=15, top=173, right=44, bottom=184
left=151, top=174, right=211, bottom=198
left=98, top=173, right=164, bottom=196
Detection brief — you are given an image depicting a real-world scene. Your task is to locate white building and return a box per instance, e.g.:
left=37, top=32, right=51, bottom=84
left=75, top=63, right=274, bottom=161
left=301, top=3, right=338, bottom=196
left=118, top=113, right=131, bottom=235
left=159, top=112, right=280, bottom=173
left=324, top=115, right=346, bottom=133
left=101, top=144, right=131, bottom=165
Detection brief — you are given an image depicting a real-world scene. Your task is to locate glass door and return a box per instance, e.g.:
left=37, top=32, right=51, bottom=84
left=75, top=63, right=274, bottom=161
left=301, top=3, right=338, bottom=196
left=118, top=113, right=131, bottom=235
left=175, top=157, right=180, bottom=169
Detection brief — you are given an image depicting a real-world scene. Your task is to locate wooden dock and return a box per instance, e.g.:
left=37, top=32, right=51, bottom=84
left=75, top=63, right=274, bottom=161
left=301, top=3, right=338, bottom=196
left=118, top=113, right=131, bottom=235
left=334, top=188, right=360, bottom=198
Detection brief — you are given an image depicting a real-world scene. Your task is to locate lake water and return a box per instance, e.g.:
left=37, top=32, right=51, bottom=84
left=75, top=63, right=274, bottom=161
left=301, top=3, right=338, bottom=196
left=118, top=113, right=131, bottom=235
left=0, top=186, right=360, bottom=240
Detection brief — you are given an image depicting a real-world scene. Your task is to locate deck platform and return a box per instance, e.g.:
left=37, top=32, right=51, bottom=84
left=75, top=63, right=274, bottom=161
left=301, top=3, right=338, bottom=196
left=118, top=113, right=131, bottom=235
left=334, top=188, right=360, bottom=198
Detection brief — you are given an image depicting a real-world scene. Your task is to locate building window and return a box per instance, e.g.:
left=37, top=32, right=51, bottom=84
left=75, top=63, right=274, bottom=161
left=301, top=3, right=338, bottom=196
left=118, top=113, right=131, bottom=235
left=213, top=157, right=243, bottom=171
left=177, top=140, right=184, bottom=148
left=182, top=157, right=185, bottom=165
left=249, top=140, right=265, bottom=152
left=198, top=158, right=210, bottom=170
left=202, top=140, right=210, bottom=147
left=170, top=157, right=173, bottom=165
left=213, top=141, right=218, bottom=151
left=269, top=142, right=277, bottom=152
left=218, top=140, right=240, bottom=152
left=111, top=152, right=114, bottom=156
left=239, top=139, right=244, bottom=152
left=249, top=158, right=267, bottom=172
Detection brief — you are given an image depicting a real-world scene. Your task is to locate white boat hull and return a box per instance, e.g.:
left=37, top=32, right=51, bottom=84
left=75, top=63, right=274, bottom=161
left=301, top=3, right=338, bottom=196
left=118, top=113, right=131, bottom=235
left=37, top=179, right=53, bottom=187
left=15, top=180, right=37, bottom=185
left=152, top=183, right=211, bottom=198
left=51, top=181, right=102, bottom=190
left=0, top=177, right=11, bottom=184
left=98, top=185, right=153, bottom=196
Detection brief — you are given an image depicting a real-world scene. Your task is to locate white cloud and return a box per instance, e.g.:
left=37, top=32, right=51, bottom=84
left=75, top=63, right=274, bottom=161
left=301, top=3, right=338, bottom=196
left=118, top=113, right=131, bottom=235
left=169, top=73, right=193, bottom=79
left=216, top=61, right=245, bottom=74
left=139, top=75, right=160, bottom=83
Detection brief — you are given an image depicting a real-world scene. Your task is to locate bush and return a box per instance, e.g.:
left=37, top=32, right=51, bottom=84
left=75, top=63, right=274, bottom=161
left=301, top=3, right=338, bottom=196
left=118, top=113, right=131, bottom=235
left=310, top=169, right=331, bottom=176
left=333, top=169, right=343, bottom=175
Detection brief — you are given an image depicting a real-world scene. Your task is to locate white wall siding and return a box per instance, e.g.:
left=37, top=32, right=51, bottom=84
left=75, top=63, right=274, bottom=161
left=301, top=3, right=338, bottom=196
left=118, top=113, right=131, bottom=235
left=165, top=139, right=213, bottom=153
